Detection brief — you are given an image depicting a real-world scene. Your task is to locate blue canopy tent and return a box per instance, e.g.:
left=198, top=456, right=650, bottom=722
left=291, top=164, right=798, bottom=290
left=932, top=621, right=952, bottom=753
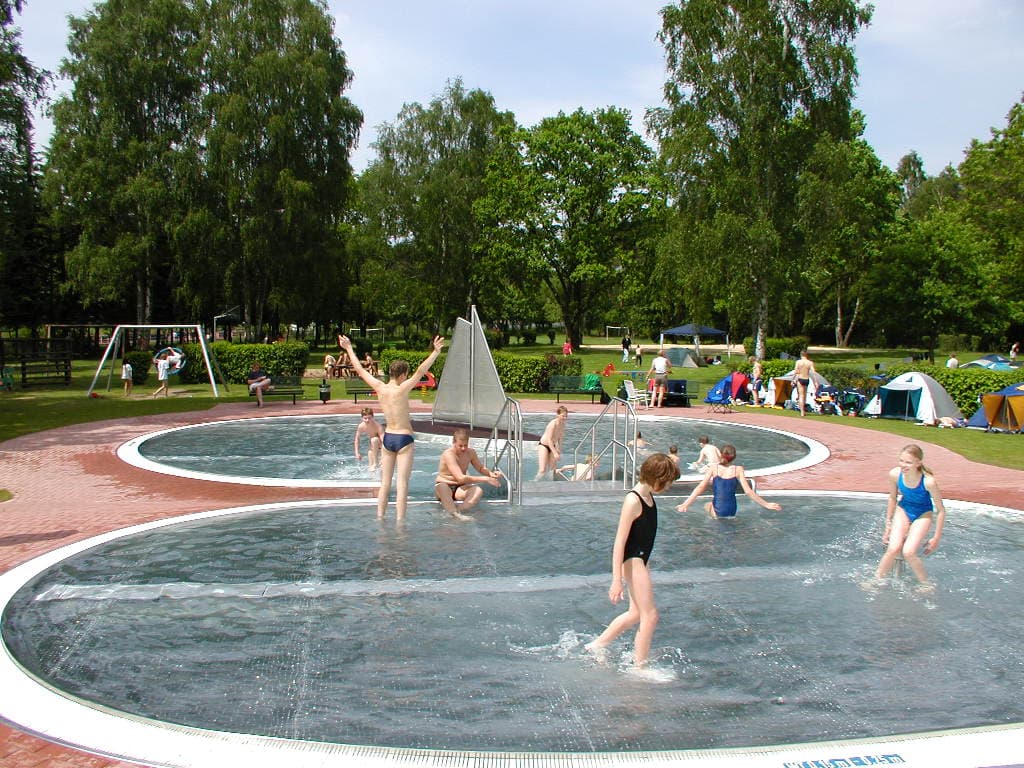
left=660, top=323, right=727, bottom=358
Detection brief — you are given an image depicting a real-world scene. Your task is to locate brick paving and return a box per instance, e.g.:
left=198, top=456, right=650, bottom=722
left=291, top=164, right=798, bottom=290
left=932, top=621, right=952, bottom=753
left=1, top=398, right=1022, bottom=767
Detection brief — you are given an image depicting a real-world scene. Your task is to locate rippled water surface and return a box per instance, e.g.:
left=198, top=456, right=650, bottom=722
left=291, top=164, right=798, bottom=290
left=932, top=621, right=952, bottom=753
left=130, top=413, right=811, bottom=489
left=4, top=495, right=1022, bottom=752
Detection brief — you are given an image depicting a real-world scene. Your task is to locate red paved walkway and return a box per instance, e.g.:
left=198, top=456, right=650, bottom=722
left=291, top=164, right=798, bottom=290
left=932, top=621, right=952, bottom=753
left=2, top=399, right=1022, bottom=767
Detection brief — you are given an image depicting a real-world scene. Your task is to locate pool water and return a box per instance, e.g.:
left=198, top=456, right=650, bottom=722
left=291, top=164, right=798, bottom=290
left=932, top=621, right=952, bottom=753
left=3, top=493, right=1021, bottom=753
left=121, top=414, right=815, bottom=490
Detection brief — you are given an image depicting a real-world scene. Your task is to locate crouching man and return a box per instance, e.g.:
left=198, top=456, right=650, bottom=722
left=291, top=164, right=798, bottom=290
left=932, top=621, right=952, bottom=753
left=434, top=428, right=503, bottom=520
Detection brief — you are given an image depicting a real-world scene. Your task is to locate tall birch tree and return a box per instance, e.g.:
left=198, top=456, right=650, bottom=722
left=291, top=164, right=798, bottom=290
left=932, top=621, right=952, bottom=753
left=650, top=0, right=871, bottom=357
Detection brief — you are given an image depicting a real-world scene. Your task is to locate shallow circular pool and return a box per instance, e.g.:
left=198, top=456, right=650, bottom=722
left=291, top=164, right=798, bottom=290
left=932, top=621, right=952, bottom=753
left=117, top=413, right=821, bottom=489
left=3, top=491, right=1022, bottom=762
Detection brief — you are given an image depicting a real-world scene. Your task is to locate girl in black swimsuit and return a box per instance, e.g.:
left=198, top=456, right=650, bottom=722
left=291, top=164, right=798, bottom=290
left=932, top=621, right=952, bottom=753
left=586, top=453, right=679, bottom=668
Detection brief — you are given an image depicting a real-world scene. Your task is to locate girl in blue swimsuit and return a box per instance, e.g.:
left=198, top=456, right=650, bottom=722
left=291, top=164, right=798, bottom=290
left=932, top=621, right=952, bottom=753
left=676, top=444, right=782, bottom=518
left=874, top=444, right=947, bottom=587
left=586, top=454, right=678, bottom=668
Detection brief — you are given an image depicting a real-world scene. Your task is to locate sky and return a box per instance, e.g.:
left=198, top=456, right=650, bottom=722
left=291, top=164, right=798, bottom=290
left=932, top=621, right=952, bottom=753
left=14, top=0, right=1024, bottom=176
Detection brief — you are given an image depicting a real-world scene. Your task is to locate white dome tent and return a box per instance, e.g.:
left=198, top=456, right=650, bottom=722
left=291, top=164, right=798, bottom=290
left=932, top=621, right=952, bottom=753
left=862, top=371, right=963, bottom=425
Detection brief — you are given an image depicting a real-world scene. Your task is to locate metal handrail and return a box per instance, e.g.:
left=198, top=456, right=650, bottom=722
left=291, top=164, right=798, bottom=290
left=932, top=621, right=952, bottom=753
left=482, top=397, right=524, bottom=503
left=566, top=397, right=638, bottom=488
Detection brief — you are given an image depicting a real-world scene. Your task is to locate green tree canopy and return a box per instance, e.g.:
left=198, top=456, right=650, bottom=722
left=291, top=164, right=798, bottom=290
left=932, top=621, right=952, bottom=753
left=0, top=0, right=51, bottom=329
left=476, top=107, right=661, bottom=349
left=356, top=79, right=515, bottom=333
left=650, top=0, right=871, bottom=357
left=795, top=120, right=899, bottom=346
left=45, top=0, right=202, bottom=322
left=43, top=0, right=361, bottom=336
left=958, top=96, right=1024, bottom=330
left=864, top=206, right=1000, bottom=351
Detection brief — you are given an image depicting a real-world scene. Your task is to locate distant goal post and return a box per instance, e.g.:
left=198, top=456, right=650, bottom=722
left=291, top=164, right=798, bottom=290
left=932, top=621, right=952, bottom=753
left=604, top=325, right=630, bottom=339
left=348, top=327, right=385, bottom=342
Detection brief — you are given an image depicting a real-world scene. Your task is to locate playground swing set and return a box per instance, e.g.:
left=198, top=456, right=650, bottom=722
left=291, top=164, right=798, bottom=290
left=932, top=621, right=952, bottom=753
left=87, top=324, right=224, bottom=398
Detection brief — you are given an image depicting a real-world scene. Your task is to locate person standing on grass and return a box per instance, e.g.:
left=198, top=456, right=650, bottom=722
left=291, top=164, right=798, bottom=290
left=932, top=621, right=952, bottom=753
left=793, top=349, right=816, bottom=416
left=152, top=352, right=171, bottom=398
left=121, top=358, right=133, bottom=397
left=646, top=350, right=671, bottom=408
left=749, top=356, right=764, bottom=406
left=339, top=333, right=443, bottom=521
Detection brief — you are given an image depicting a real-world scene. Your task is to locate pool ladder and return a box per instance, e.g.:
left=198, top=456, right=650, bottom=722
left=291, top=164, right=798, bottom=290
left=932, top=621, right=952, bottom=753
left=481, top=397, right=526, bottom=504
left=483, top=397, right=639, bottom=501
left=561, top=397, right=640, bottom=490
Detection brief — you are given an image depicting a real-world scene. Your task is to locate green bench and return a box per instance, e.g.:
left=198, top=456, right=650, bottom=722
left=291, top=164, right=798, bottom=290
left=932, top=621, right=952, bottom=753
left=345, top=378, right=377, bottom=402
left=249, top=374, right=304, bottom=404
left=547, top=374, right=605, bottom=403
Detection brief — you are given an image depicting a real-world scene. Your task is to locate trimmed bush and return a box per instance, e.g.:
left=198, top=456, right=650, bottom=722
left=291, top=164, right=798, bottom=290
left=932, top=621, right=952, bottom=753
left=124, top=350, right=154, bottom=385
left=175, top=341, right=308, bottom=385
left=735, top=359, right=883, bottom=394
left=743, top=336, right=811, bottom=360
left=375, top=348, right=583, bottom=393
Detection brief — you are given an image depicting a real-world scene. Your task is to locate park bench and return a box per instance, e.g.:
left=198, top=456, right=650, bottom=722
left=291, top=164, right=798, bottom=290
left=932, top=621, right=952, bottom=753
left=1, top=338, right=73, bottom=387
left=547, top=374, right=605, bottom=403
left=249, top=374, right=304, bottom=405
left=344, top=373, right=437, bottom=402
left=345, top=378, right=377, bottom=402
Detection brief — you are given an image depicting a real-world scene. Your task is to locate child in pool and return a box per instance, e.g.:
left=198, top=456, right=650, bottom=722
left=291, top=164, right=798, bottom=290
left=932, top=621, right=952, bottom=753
left=535, top=406, right=568, bottom=480
left=874, top=444, right=946, bottom=586
left=691, top=435, right=720, bottom=472
left=339, top=333, right=443, bottom=521
left=354, top=407, right=383, bottom=470
left=667, top=444, right=680, bottom=470
left=676, top=444, right=782, bottom=518
left=586, top=453, right=679, bottom=667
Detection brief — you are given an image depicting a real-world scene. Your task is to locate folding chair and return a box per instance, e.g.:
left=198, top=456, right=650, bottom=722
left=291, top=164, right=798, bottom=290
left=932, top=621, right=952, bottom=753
left=622, top=379, right=650, bottom=409
left=703, top=387, right=734, bottom=414
left=704, top=373, right=736, bottom=413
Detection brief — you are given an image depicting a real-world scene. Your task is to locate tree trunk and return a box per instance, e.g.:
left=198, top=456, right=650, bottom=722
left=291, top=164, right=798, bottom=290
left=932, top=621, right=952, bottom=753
left=841, top=295, right=860, bottom=348
left=834, top=287, right=844, bottom=348
left=754, top=292, right=769, bottom=360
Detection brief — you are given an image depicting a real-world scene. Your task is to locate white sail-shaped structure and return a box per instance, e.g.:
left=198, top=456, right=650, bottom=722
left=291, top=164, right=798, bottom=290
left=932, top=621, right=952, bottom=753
left=432, top=306, right=507, bottom=430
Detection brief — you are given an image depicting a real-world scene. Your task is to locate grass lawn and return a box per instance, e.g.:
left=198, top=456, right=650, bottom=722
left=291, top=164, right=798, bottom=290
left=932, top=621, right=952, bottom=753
left=2, top=347, right=1021, bottom=480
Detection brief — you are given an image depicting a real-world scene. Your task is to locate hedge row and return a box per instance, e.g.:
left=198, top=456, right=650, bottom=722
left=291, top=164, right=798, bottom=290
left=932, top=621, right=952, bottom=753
left=126, top=342, right=309, bottom=386
left=377, top=347, right=583, bottom=393
left=741, top=336, right=811, bottom=359
left=736, top=359, right=880, bottom=392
